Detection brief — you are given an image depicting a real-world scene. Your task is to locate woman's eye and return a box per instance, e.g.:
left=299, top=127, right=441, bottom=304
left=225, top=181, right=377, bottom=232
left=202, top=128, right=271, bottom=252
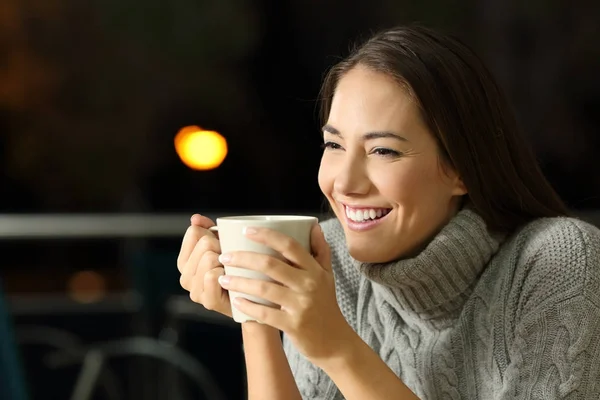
left=322, top=141, right=342, bottom=150
left=372, top=147, right=401, bottom=157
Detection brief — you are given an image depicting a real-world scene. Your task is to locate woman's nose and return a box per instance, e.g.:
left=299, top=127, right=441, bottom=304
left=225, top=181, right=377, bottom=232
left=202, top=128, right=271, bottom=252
left=333, top=157, right=371, bottom=196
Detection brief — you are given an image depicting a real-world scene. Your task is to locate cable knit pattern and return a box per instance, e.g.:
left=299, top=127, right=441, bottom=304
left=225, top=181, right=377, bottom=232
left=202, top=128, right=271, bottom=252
left=283, top=209, right=600, bottom=399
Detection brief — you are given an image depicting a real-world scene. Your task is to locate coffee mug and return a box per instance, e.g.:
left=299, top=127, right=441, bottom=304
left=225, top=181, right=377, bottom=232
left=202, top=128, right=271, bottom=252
left=209, top=215, right=318, bottom=323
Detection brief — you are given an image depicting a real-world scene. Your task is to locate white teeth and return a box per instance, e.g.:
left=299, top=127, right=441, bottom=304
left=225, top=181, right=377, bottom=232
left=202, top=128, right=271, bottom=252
left=357, top=211, right=364, bottom=222
left=345, top=207, right=389, bottom=222
left=348, top=209, right=355, bottom=220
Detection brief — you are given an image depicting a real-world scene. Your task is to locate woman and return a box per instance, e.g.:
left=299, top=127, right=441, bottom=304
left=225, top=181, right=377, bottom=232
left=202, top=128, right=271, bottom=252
left=177, top=25, right=600, bottom=399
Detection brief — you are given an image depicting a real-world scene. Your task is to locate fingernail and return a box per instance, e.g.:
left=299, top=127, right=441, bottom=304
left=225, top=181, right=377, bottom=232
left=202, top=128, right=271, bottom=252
left=218, top=253, right=231, bottom=263
left=218, top=275, right=230, bottom=286
left=243, top=227, right=257, bottom=235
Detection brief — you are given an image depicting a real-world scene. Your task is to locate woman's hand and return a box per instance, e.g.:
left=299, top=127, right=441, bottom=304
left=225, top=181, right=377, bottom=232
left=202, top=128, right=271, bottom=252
left=178, top=214, right=232, bottom=318
left=217, top=224, right=354, bottom=364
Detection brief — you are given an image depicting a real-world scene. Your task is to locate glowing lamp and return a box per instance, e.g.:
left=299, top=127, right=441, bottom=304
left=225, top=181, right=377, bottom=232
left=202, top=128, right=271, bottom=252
left=175, top=125, right=228, bottom=170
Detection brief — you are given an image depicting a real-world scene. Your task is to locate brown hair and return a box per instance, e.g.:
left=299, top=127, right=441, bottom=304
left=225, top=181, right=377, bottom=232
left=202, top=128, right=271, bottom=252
left=319, top=25, right=570, bottom=232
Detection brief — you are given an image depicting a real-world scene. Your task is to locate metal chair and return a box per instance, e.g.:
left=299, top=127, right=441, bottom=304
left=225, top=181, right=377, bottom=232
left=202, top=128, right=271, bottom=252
left=45, top=336, right=227, bottom=400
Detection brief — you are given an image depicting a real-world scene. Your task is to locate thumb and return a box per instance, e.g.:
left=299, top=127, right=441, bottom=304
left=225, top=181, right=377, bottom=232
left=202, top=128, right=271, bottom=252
left=190, top=214, right=216, bottom=229
left=310, top=223, right=331, bottom=272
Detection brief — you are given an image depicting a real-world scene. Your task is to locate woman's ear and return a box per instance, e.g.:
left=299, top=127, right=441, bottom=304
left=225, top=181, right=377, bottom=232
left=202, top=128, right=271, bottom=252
left=440, top=161, right=468, bottom=196
left=452, top=176, right=468, bottom=196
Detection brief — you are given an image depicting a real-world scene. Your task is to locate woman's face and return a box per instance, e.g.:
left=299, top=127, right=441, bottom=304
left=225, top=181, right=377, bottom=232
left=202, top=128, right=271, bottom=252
left=318, top=66, right=467, bottom=263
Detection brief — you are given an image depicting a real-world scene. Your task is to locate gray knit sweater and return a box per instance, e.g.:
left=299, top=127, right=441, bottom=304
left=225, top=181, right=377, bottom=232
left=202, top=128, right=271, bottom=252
left=283, top=209, right=600, bottom=399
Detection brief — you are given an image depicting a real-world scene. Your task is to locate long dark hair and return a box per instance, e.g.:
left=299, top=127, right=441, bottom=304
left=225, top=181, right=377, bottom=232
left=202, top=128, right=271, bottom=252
left=319, top=25, right=569, bottom=232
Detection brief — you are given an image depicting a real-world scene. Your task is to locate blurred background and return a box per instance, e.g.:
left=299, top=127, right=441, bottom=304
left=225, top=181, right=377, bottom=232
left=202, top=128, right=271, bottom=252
left=1, top=1, right=599, bottom=399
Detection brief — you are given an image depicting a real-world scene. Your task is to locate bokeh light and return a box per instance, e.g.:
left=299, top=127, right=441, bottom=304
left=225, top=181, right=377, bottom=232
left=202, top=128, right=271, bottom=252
left=174, top=125, right=228, bottom=170
left=67, top=270, right=106, bottom=304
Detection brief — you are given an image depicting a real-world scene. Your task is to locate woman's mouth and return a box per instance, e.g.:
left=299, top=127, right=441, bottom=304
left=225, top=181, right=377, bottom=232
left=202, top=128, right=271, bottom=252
left=343, top=205, right=392, bottom=231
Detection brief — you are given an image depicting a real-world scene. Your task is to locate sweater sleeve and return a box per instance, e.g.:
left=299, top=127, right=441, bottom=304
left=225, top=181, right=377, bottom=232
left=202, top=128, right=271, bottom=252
left=497, top=219, right=600, bottom=399
left=283, top=334, right=336, bottom=399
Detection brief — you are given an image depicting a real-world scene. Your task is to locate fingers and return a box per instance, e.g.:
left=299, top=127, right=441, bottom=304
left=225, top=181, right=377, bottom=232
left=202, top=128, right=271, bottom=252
left=219, top=251, right=303, bottom=290
left=203, top=267, right=231, bottom=317
left=233, top=297, right=287, bottom=330
left=187, top=256, right=231, bottom=316
left=178, top=226, right=214, bottom=272
left=180, top=236, right=221, bottom=291
left=177, top=215, right=216, bottom=272
left=178, top=214, right=232, bottom=318
left=190, top=235, right=221, bottom=274
left=182, top=228, right=221, bottom=275
left=195, top=250, right=221, bottom=293
left=219, top=275, right=291, bottom=308
left=190, top=214, right=215, bottom=228
left=310, top=224, right=331, bottom=272
left=243, top=227, right=315, bottom=269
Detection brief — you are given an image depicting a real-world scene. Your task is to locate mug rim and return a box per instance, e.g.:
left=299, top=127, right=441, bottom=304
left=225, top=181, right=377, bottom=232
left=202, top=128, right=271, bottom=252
left=216, top=215, right=318, bottom=222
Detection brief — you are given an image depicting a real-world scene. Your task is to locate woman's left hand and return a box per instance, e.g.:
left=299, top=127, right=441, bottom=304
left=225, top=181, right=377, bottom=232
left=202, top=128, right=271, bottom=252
left=217, top=224, right=354, bottom=364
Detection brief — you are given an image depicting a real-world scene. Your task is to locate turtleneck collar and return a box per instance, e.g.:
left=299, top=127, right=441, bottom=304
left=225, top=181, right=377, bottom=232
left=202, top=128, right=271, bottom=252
left=353, top=209, right=504, bottom=323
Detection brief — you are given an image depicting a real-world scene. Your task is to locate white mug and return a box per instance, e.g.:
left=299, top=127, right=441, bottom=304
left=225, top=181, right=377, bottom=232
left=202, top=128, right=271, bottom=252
left=209, top=215, right=318, bottom=323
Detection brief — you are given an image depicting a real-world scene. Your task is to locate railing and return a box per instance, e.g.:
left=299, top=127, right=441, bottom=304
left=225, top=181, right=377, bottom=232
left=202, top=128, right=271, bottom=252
left=0, top=212, right=327, bottom=239
left=0, top=210, right=596, bottom=239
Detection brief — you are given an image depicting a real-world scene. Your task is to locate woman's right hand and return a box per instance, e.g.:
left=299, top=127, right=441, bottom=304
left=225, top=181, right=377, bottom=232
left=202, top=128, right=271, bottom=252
left=177, top=214, right=232, bottom=318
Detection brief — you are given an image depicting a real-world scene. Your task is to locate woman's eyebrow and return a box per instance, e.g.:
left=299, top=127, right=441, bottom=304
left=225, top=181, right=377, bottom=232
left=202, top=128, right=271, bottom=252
left=322, top=124, right=409, bottom=142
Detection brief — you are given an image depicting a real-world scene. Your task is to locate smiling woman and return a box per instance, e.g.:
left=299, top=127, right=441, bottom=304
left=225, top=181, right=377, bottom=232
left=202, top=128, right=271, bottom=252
left=318, top=28, right=571, bottom=235
left=178, top=25, right=600, bottom=400
left=319, top=66, right=468, bottom=262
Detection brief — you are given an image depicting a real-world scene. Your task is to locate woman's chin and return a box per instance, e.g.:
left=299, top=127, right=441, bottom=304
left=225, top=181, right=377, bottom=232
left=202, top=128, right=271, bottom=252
left=347, top=244, right=396, bottom=264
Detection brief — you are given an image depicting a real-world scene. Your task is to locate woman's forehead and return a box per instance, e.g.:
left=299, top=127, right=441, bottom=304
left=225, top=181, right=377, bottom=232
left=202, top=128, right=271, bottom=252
left=328, top=68, right=422, bottom=138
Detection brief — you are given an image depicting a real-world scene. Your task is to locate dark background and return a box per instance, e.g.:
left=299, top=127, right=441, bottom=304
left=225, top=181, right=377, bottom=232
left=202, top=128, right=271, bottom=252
left=2, top=1, right=600, bottom=215
left=1, top=1, right=599, bottom=399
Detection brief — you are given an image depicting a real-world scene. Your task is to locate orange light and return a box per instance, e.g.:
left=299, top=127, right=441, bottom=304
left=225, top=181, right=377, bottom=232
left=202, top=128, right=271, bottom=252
left=67, top=270, right=106, bottom=304
left=174, top=126, right=228, bottom=171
